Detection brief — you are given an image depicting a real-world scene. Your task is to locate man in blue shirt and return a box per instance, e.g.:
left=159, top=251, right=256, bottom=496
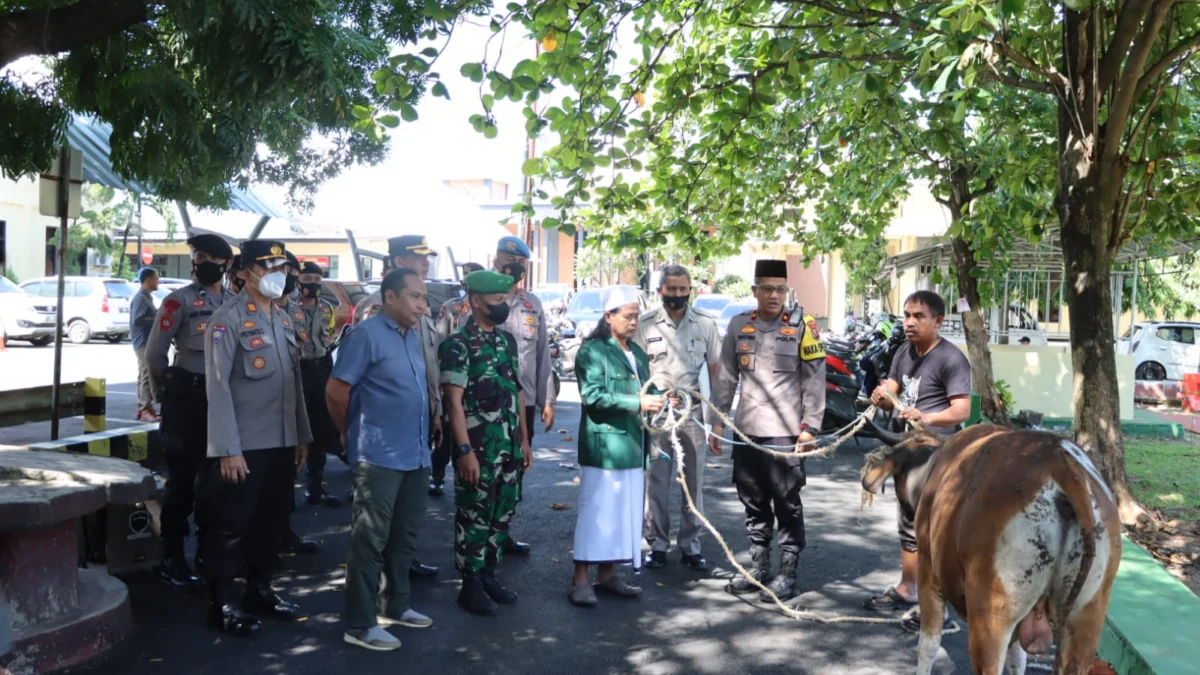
left=327, top=267, right=441, bottom=651
left=130, top=267, right=159, bottom=422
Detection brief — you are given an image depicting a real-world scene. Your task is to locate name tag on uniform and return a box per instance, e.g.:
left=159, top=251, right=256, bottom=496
left=648, top=336, right=663, bottom=343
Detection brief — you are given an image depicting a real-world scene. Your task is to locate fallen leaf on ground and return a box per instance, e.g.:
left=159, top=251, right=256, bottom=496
left=563, top=436, right=574, bottom=441
left=655, top=582, right=667, bottom=587
left=551, top=503, right=570, bottom=510
left=551, top=557, right=561, bottom=563
left=295, top=617, right=309, bottom=622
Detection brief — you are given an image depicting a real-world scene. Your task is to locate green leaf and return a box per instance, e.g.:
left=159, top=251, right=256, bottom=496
left=521, top=158, right=542, bottom=176
left=460, top=63, right=484, bottom=83
left=377, top=114, right=400, bottom=128
left=932, top=62, right=957, bottom=95
left=483, top=122, right=498, bottom=139
left=1000, top=0, right=1027, bottom=16
left=420, top=47, right=439, bottom=58
left=399, top=103, right=418, bottom=122
left=953, top=98, right=968, bottom=123
left=431, top=82, right=449, bottom=99
left=351, top=105, right=373, bottom=121
left=542, top=217, right=561, bottom=230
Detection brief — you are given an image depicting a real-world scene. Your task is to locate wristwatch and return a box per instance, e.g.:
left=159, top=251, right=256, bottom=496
left=456, top=444, right=473, bottom=457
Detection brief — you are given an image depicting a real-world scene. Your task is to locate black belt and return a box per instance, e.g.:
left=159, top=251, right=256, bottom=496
left=165, top=367, right=205, bottom=388
left=301, top=355, right=332, bottom=368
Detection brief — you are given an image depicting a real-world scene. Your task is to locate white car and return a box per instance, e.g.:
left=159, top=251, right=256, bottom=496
left=0, top=276, right=58, bottom=346
left=1118, top=322, right=1200, bottom=381
left=19, top=276, right=133, bottom=344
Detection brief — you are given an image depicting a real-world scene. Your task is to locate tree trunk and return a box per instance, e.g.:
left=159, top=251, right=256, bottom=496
left=950, top=235, right=1009, bottom=426
left=1058, top=7, right=1143, bottom=524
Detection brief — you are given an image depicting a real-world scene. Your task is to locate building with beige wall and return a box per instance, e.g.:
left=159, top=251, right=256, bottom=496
left=0, top=177, right=64, bottom=282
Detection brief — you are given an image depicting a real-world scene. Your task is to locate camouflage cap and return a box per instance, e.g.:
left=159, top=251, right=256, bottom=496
left=465, top=270, right=514, bottom=294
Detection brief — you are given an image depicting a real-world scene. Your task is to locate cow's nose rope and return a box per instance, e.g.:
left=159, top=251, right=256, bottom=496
left=638, top=380, right=929, bottom=627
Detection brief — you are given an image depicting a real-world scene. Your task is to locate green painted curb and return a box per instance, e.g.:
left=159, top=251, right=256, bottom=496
left=1098, top=537, right=1200, bottom=675
left=1039, top=417, right=1184, bottom=439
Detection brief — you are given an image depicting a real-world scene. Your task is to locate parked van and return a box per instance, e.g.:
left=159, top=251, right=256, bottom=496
left=18, top=277, right=133, bottom=343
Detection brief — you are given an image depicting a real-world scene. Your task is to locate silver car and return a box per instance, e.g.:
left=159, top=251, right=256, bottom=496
left=19, top=276, right=133, bottom=343
left=0, top=276, right=57, bottom=346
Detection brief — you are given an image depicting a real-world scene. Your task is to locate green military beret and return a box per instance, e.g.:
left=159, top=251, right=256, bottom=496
left=465, top=270, right=514, bottom=294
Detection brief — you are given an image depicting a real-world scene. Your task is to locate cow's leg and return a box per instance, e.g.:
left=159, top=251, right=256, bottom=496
left=964, top=580, right=1022, bottom=675
left=1053, top=600, right=1107, bottom=675
left=915, top=566, right=945, bottom=675
left=1004, top=641, right=1027, bottom=675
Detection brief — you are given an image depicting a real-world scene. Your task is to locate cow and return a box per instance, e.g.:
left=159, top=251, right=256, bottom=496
left=860, top=424, right=1122, bottom=675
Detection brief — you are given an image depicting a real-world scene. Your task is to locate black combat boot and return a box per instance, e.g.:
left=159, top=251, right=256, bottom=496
left=242, top=582, right=303, bottom=620
left=759, top=551, right=799, bottom=603
left=458, top=571, right=499, bottom=616
left=305, top=471, right=342, bottom=507
left=208, top=604, right=262, bottom=637
left=726, top=544, right=770, bottom=595
left=481, top=566, right=518, bottom=605
left=157, top=540, right=199, bottom=588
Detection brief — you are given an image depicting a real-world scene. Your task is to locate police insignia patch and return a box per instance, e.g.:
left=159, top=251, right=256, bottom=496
left=160, top=316, right=174, bottom=331
left=524, top=315, right=537, bottom=325
left=282, top=318, right=290, bottom=328
left=780, top=327, right=798, bottom=336
left=249, top=337, right=265, bottom=349
left=243, top=321, right=255, bottom=329
left=740, top=325, right=756, bottom=334
left=800, top=314, right=826, bottom=362
left=506, top=241, right=517, bottom=252
left=246, top=302, right=257, bottom=312
left=270, top=244, right=282, bottom=256
left=523, top=301, right=533, bottom=309
left=740, top=355, right=751, bottom=367
left=192, top=298, right=205, bottom=308
left=253, top=356, right=266, bottom=369
left=211, top=325, right=226, bottom=344
left=294, top=312, right=303, bottom=320
left=196, top=322, right=207, bottom=332
left=739, top=342, right=751, bottom=351
left=300, top=331, right=308, bottom=342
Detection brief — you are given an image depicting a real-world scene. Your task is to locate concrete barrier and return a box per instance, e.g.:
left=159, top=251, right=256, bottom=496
left=0, top=382, right=85, bottom=428
left=26, top=423, right=164, bottom=472
left=1098, top=537, right=1200, bottom=674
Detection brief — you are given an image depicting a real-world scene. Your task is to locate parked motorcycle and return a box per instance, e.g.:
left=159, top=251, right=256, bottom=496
left=549, top=315, right=581, bottom=390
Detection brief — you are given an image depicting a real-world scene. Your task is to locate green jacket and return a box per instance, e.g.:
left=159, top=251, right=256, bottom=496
left=576, top=337, right=655, bottom=470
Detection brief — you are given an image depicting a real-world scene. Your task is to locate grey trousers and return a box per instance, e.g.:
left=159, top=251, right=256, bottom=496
left=644, top=416, right=706, bottom=555
left=134, top=347, right=153, bottom=410
left=345, top=462, right=429, bottom=629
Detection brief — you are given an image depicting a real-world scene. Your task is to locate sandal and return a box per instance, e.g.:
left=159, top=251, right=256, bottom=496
left=863, top=586, right=917, bottom=613
left=568, top=583, right=597, bottom=607
left=595, top=575, right=642, bottom=598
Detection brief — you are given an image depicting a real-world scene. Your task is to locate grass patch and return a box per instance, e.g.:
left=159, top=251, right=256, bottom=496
left=1126, top=436, right=1200, bottom=521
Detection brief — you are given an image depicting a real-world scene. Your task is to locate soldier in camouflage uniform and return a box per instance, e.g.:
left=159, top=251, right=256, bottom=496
left=439, top=270, right=532, bottom=617
left=429, top=261, right=484, bottom=497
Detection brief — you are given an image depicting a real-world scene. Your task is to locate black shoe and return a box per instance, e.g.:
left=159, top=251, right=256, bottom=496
left=242, top=587, right=303, bottom=620
left=458, top=571, right=499, bottom=616
left=759, top=551, right=799, bottom=603
left=428, top=480, right=445, bottom=497
left=207, top=604, right=262, bottom=636
left=409, top=560, right=439, bottom=578
left=285, top=531, right=319, bottom=554
left=726, top=545, right=770, bottom=595
left=304, top=490, right=342, bottom=507
left=645, top=551, right=667, bottom=569
left=502, top=539, right=531, bottom=556
left=681, top=553, right=708, bottom=571
left=157, top=556, right=200, bottom=588
left=481, top=568, right=518, bottom=605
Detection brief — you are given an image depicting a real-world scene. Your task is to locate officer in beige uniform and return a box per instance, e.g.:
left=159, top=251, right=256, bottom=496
left=203, top=239, right=312, bottom=637
left=296, top=261, right=341, bottom=506
left=277, top=251, right=320, bottom=553
left=350, top=234, right=443, bottom=578
left=145, top=233, right=235, bottom=588
left=492, top=235, right=554, bottom=557
left=633, top=265, right=721, bottom=571
left=712, top=259, right=825, bottom=603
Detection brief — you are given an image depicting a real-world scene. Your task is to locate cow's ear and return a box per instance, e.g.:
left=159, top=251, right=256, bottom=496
left=861, top=455, right=898, bottom=494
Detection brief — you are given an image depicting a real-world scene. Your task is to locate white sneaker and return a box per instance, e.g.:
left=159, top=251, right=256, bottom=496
left=344, top=626, right=401, bottom=651
left=378, top=608, right=433, bottom=628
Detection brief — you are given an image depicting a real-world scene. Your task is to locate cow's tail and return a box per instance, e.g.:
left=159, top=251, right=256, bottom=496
left=1056, top=456, right=1100, bottom=621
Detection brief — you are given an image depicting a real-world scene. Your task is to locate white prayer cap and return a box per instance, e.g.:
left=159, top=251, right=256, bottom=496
left=602, top=285, right=641, bottom=312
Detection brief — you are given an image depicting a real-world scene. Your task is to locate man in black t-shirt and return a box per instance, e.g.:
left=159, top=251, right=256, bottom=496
left=865, top=290, right=971, bottom=631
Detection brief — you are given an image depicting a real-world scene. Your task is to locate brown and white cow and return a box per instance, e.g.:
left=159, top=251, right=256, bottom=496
left=861, top=424, right=1122, bottom=675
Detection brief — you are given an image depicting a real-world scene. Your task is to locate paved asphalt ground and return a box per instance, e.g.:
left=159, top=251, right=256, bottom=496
left=3, top=343, right=972, bottom=673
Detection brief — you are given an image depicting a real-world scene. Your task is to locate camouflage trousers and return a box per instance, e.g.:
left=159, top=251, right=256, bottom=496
left=455, top=454, right=521, bottom=572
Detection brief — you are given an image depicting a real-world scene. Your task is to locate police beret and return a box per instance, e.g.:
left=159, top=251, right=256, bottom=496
left=187, top=234, right=234, bottom=259
left=300, top=261, right=323, bottom=276
left=284, top=250, right=300, bottom=270
left=388, top=235, right=436, bottom=257
left=239, top=239, right=288, bottom=268
left=465, top=270, right=514, bottom=294
left=497, top=235, right=531, bottom=258
left=754, top=259, right=788, bottom=280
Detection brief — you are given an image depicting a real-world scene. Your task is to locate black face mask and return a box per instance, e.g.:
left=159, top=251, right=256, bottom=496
left=662, top=294, right=690, bottom=311
left=283, top=274, right=297, bottom=296
left=194, top=261, right=227, bottom=286
left=484, top=301, right=511, bottom=325
left=299, top=282, right=322, bottom=299
left=231, top=276, right=245, bottom=292
left=501, top=262, right=526, bottom=283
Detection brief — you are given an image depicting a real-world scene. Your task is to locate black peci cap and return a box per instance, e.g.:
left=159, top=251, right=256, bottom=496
left=187, top=234, right=234, bottom=259
left=754, top=259, right=788, bottom=280
left=300, top=261, right=323, bottom=276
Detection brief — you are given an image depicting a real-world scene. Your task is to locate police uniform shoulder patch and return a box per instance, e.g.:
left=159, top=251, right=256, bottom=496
left=246, top=302, right=257, bottom=313
left=800, top=315, right=825, bottom=361
left=211, top=325, right=226, bottom=344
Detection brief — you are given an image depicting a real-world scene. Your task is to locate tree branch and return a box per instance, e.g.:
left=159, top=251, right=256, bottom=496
left=967, top=177, right=998, bottom=203
left=1132, top=30, right=1200, bottom=101
left=979, top=66, right=1055, bottom=93
left=1098, top=0, right=1152, bottom=92
left=1104, top=0, right=1176, bottom=165
left=0, top=0, right=149, bottom=69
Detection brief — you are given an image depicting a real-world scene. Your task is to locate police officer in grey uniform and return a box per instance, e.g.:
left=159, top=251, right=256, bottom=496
left=711, top=259, right=826, bottom=602
left=145, top=233, right=235, bottom=588
left=491, top=236, right=554, bottom=556
left=633, top=264, right=721, bottom=571
left=296, top=261, right=341, bottom=505
left=429, top=261, right=484, bottom=496
left=203, top=239, right=311, bottom=636
left=350, top=234, right=443, bottom=578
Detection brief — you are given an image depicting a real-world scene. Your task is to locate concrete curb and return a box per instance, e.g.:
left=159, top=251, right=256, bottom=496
left=25, top=424, right=164, bottom=473
left=1098, top=537, right=1200, bottom=674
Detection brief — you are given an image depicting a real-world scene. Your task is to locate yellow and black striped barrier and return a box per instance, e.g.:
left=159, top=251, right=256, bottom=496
left=84, top=377, right=106, bottom=433
left=27, top=423, right=164, bottom=470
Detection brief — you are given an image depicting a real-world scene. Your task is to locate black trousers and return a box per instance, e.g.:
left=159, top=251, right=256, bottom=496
left=159, top=368, right=210, bottom=554
left=300, top=357, right=338, bottom=492
left=732, top=436, right=807, bottom=555
left=204, top=448, right=294, bottom=606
